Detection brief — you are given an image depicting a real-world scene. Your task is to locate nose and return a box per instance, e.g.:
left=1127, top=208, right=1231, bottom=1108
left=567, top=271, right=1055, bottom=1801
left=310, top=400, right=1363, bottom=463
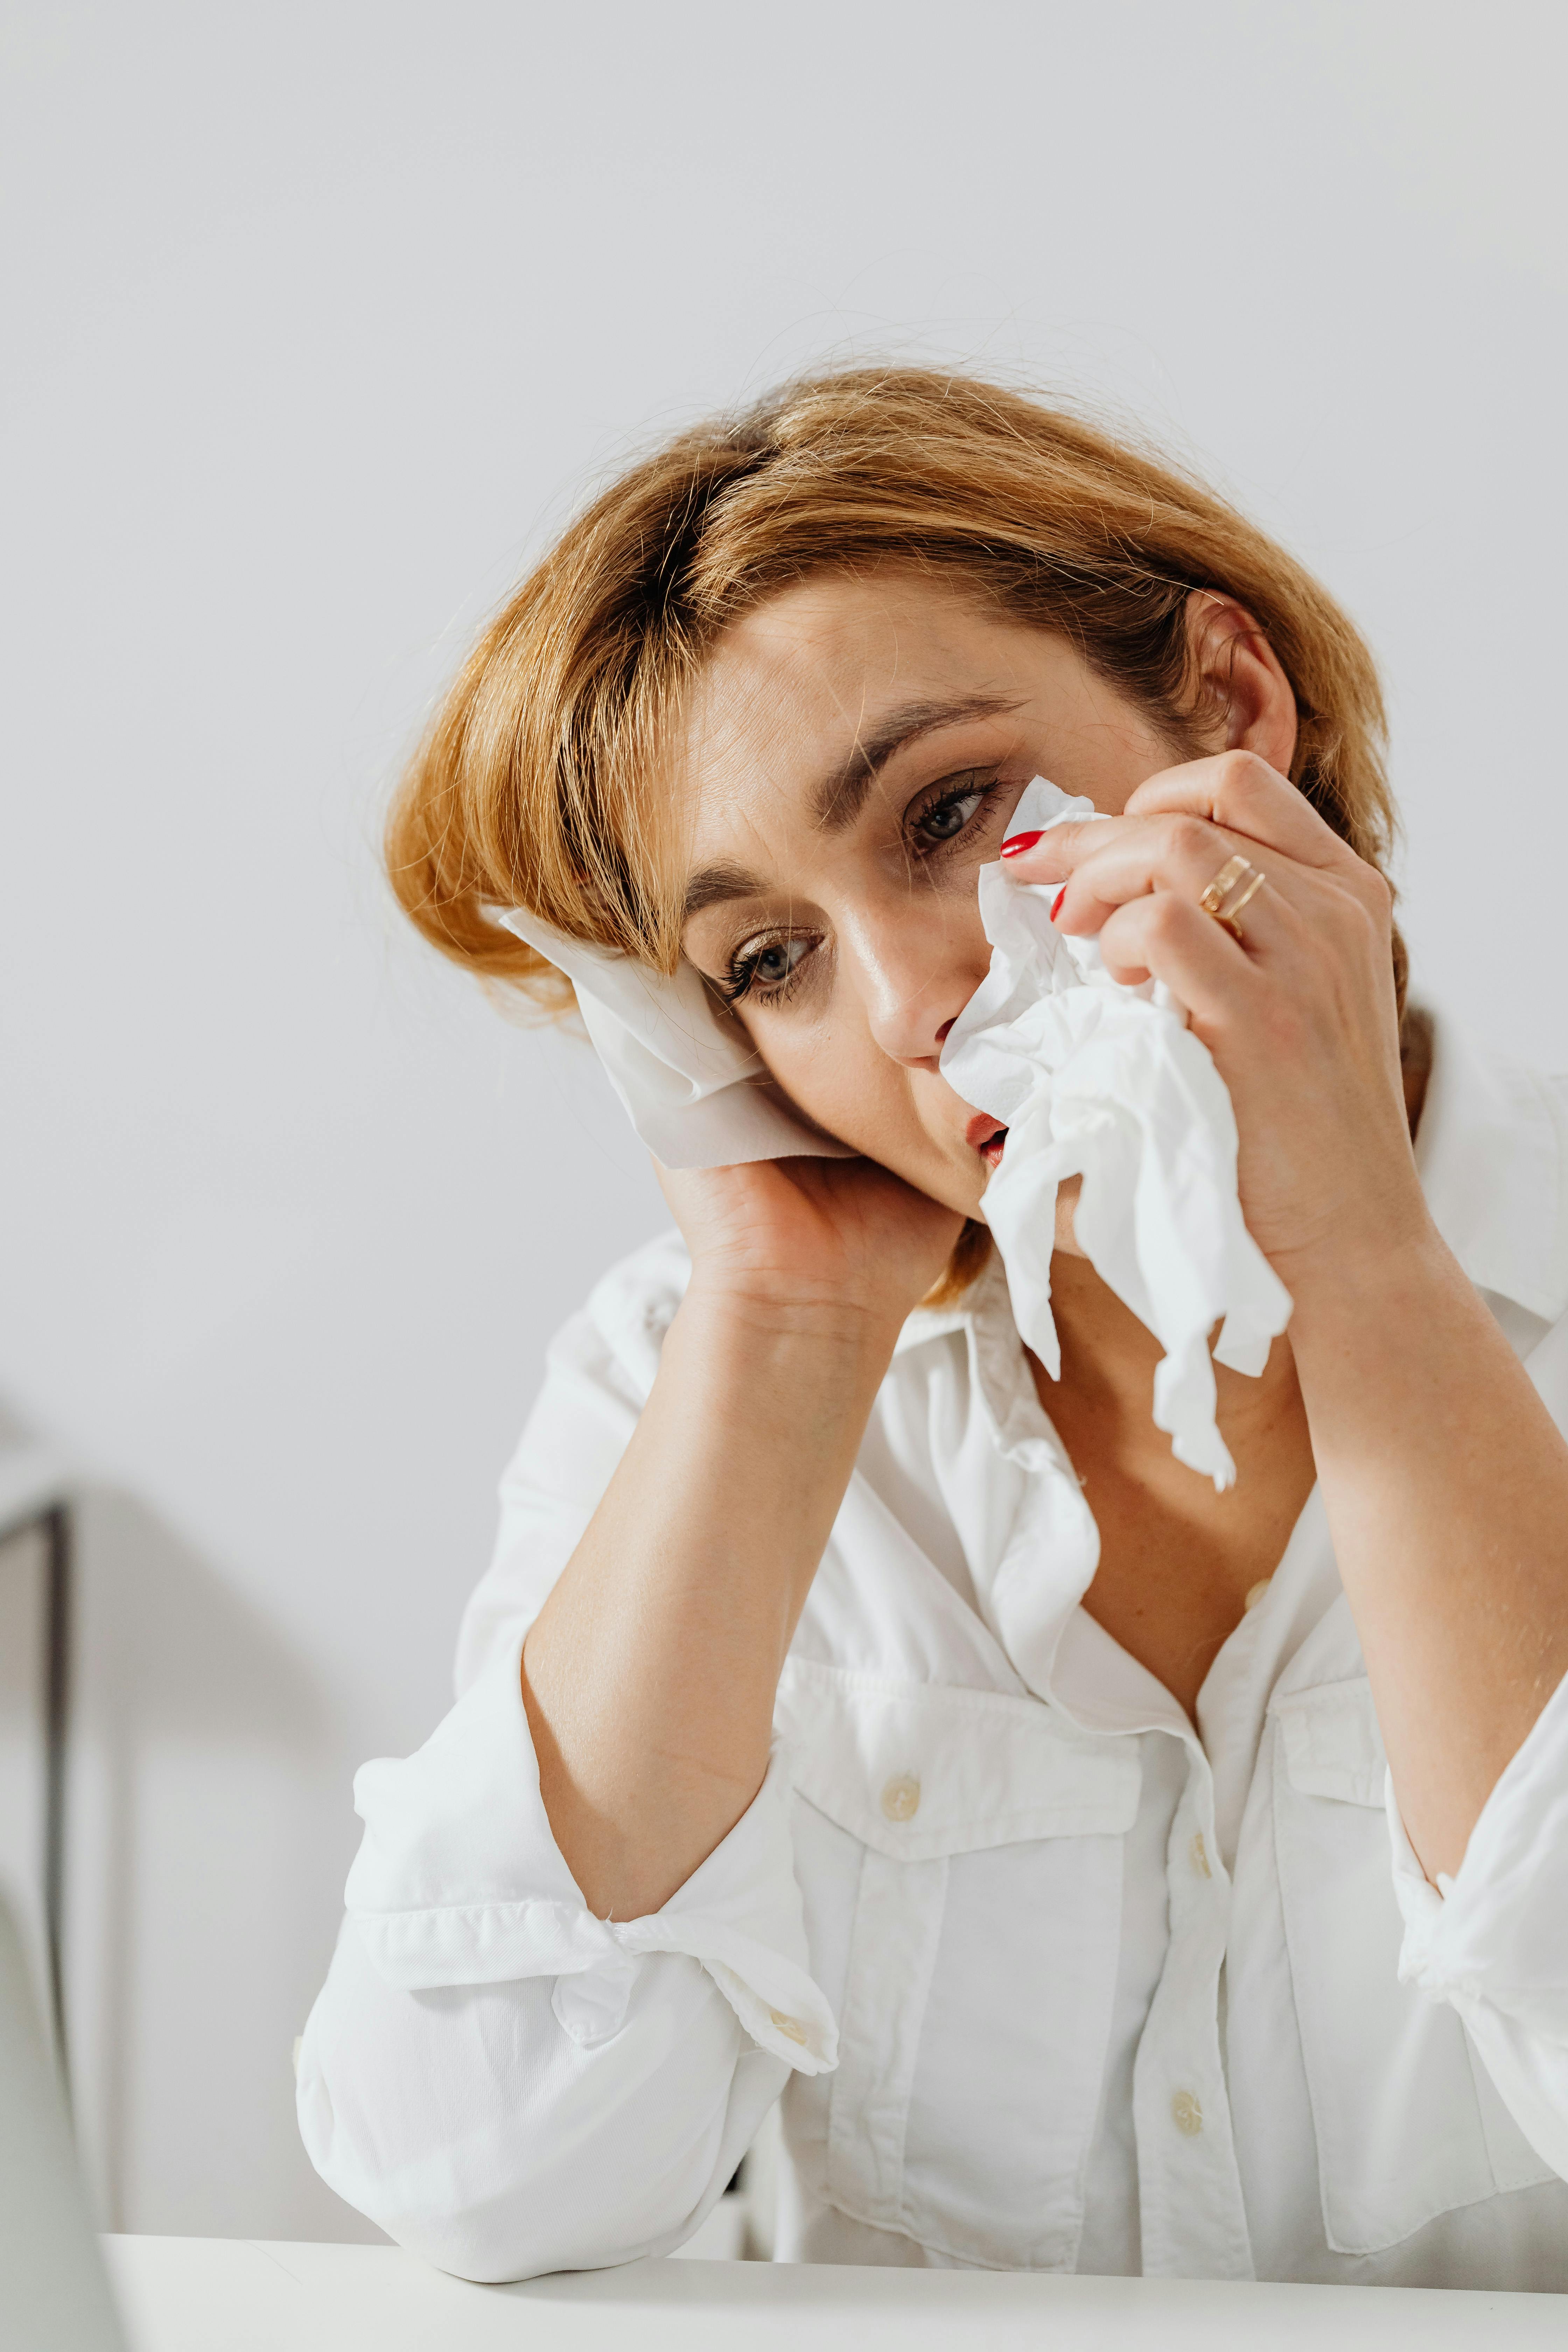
left=839, top=905, right=985, bottom=1069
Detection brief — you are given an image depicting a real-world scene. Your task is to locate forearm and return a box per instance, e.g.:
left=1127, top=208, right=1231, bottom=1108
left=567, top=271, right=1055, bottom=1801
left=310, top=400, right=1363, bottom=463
left=1289, top=1226, right=1568, bottom=1879
left=521, top=1285, right=898, bottom=1917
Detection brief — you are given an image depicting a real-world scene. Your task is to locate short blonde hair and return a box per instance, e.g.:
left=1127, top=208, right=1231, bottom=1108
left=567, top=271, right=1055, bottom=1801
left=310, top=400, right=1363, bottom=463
left=387, top=364, right=1399, bottom=1022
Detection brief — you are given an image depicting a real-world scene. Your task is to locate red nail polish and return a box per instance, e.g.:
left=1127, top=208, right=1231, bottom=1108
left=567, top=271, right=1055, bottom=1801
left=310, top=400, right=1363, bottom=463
left=1050, top=887, right=1067, bottom=922
left=1000, top=829, right=1043, bottom=859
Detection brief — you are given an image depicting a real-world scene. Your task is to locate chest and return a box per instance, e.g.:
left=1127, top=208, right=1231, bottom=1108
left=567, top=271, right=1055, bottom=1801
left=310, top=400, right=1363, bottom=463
left=1076, top=1458, right=1317, bottom=1716
left=1042, top=1373, right=1319, bottom=1718
left=771, top=1653, right=1561, bottom=2278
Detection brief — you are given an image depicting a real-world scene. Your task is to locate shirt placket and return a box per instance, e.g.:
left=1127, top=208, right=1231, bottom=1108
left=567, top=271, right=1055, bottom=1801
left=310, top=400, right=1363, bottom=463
left=1130, top=1734, right=1254, bottom=2280
left=957, top=1290, right=1257, bottom=2281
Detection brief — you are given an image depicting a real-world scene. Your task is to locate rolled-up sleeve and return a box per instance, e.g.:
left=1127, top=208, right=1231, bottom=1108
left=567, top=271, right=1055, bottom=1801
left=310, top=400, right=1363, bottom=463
left=297, top=1628, right=834, bottom=2278
left=1388, top=1665, right=1568, bottom=2181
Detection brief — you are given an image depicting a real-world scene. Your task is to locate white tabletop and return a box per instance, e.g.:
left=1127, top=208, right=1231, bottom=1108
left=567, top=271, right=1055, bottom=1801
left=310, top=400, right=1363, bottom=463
left=102, top=2237, right=1564, bottom=2350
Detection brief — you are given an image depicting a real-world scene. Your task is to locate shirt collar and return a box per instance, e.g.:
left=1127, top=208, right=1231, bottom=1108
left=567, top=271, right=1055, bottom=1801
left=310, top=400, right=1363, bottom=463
left=896, top=1251, right=1060, bottom=1457
left=1414, top=1011, right=1568, bottom=1324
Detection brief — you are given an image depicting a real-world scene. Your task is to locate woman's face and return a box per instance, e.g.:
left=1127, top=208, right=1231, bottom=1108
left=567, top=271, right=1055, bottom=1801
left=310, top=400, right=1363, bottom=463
left=678, top=567, right=1199, bottom=1220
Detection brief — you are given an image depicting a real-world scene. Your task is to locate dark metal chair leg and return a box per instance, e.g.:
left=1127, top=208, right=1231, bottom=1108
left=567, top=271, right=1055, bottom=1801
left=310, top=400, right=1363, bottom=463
left=42, top=1504, right=71, bottom=2086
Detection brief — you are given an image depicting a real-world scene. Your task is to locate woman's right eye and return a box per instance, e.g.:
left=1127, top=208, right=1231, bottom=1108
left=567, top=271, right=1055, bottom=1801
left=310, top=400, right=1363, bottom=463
left=724, top=933, right=814, bottom=1003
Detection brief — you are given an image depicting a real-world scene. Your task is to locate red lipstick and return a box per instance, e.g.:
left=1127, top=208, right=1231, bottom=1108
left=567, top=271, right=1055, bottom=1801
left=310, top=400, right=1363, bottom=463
left=964, top=1112, right=1008, bottom=1169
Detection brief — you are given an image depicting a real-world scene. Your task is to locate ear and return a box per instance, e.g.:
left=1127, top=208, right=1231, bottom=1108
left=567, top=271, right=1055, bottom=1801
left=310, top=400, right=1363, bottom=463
left=1184, top=593, right=1299, bottom=777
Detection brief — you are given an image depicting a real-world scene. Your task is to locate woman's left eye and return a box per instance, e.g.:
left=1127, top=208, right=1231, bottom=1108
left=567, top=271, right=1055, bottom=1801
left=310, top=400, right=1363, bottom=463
left=911, top=779, right=996, bottom=851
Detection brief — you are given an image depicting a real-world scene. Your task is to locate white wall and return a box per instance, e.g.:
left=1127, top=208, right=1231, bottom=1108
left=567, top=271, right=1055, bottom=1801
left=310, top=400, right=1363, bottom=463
left=1, top=0, right=1564, bottom=2241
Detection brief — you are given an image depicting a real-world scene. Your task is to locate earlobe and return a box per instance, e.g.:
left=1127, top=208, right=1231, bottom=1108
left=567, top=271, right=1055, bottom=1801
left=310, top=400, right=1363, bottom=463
left=1186, top=592, right=1299, bottom=777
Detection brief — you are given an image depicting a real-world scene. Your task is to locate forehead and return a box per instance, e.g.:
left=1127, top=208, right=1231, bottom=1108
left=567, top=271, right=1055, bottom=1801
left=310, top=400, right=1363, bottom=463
left=683, top=566, right=1017, bottom=789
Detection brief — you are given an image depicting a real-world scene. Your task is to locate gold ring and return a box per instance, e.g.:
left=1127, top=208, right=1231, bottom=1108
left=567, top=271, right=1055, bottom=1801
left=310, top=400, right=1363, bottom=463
left=1197, top=854, right=1250, bottom=916
left=1198, top=854, right=1265, bottom=945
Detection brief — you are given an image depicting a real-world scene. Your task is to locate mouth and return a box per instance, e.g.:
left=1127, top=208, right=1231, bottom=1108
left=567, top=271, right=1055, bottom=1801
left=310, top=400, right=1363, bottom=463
left=964, top=1112, right=1008, bottom=1171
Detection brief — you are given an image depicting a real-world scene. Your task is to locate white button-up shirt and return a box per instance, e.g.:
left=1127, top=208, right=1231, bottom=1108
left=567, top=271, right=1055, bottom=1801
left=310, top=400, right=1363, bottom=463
left=298, top=1017, right=1568, bottom=2288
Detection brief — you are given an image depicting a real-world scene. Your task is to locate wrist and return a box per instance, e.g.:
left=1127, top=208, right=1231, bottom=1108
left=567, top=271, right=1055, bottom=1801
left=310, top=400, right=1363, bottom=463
left=1279, top=1212, right=1458, bottom=1345
left=1264, top=1162, right=1438, bottom=1302
left=677, top=1276, right=905, bottom=1372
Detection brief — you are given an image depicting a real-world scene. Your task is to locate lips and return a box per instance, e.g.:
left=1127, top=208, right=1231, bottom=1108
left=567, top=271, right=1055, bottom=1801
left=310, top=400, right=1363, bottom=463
left=964, top=1112, right=1008, bottom=1169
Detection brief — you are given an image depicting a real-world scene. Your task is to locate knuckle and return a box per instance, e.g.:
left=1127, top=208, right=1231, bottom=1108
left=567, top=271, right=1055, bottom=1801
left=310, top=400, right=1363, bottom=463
left=1214, top=748, right=1259, bottom=793
left=1331, top=872, right=1388, bottom=953
left=1214, top=748, right=1277, bottom=810
left=1146, top=890, right=1189, bottom=945
left=1170, top=814, right=1217, bottom=865
left=1359, top=863, right=1394, bottom=920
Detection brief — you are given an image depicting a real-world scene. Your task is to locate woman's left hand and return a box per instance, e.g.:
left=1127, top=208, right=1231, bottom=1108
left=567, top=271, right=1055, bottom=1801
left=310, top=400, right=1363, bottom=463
left=1001, top=749, right=1430, bottom=1288
left=1011, top=751, right=1568, bottom=1889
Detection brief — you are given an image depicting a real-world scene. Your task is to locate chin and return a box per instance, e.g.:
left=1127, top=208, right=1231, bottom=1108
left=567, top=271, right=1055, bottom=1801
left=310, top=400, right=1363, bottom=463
left=927, top=1163, right=989, bottom=1222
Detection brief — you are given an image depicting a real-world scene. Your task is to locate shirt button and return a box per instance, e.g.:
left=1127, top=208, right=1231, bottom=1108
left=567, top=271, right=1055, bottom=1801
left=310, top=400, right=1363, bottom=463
left=1189, top=1831, right=1212, bottom=1879
left=769, top=2008, right=807, bottom=2045
left=1243, top=1578, right=1271, bottom=1613
left=1171, top=2089, right=1204, bottom=2136
left=880, top=1773, right=921, bottom=1823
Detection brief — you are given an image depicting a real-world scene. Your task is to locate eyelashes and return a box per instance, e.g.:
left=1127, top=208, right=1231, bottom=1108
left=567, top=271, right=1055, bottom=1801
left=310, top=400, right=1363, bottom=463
left=720, top=770, right=1008, bottom=1007
left=719, top=932, right=816, bottom=1006
left=908, top=772, right=1001, bottom=850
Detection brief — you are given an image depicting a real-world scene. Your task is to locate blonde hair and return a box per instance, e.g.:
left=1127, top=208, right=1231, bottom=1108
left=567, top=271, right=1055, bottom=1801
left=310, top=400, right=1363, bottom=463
left=387, top=366, right=1400, bottom=1294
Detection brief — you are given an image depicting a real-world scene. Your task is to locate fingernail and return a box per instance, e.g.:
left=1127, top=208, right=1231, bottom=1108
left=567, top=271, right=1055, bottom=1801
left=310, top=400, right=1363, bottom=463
left=1000, top=829, right=1043, bottom=859
left=1050, top=887, right=1067, bottom=922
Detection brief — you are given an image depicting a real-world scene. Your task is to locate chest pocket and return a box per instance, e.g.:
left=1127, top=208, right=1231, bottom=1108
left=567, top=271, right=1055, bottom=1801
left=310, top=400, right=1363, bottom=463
left=776, top=1658, right=1139, bottom=2270
left=1272, top=1678, right=1554, bottom=2255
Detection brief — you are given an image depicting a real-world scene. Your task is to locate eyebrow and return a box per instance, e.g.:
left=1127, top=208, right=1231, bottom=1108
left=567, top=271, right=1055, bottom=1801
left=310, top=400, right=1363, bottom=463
left=681, top=859, right=768, bottom=925
left=678, top=689, right=1027, bottom=930
left=813, top=691, right=1026, bottom=832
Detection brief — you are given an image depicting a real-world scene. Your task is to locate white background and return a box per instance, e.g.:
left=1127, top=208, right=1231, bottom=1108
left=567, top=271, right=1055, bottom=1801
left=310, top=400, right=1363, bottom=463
left=1, top=0, right=1564, bottom=2242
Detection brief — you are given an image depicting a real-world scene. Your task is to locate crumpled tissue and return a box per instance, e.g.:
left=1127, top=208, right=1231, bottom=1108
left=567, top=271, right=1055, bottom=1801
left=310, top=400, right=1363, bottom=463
left=938, top=777, right=1291, bottom=1487
left=500, top=774, right=1289, bottom=1486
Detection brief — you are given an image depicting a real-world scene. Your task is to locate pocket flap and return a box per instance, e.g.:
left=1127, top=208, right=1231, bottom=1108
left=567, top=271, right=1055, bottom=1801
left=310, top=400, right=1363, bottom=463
left=776, top=1657, right=1140, bottom=1860
left=1274, top=1678, right=1387, bottom=1808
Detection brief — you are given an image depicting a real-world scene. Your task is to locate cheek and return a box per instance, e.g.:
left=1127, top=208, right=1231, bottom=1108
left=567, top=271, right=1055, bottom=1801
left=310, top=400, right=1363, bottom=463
left=751, top=1016, right=975, bottom=1201
left=757, top=1017, right=907, bottom=1153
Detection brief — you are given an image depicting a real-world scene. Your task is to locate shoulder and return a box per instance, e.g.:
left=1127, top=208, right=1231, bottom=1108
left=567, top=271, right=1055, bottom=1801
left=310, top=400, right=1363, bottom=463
left=542, top=1227, right=694, bottom=1408
left=493, top=1227, right=696, bottom=1533
left=454, top=1231, right=694, bottom=1690
left=1417, top=1014, right=1568, bottom=1331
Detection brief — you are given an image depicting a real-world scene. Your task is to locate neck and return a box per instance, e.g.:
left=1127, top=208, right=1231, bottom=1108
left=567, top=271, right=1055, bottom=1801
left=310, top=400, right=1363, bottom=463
left=1042, top=1248, right=1304, bottom=1464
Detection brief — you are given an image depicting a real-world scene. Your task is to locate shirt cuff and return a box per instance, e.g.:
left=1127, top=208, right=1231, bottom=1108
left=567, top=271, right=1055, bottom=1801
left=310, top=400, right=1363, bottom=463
left=343, top=1630, right=837, bottom=2074
left=1388, top=1664, right=1568, bottom=2048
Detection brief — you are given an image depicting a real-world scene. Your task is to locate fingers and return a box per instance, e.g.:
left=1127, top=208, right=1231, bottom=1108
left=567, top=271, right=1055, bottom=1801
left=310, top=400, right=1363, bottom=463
left=1094, top=889, right=1255, bottom=1021
left=1123, top=749, right=1350, bottom=870
left=996, top=750, right=1391, bottom=961
left=1007, top=808, right=1299, bottom=950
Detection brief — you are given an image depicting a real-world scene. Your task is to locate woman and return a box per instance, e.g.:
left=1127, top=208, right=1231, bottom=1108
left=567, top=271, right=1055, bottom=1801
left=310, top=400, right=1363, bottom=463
left=298, top=370, right=1568, bottom=2287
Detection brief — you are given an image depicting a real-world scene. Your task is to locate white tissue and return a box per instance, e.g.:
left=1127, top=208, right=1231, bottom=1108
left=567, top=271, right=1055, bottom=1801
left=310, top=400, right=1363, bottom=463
left=497, top=906, right=854, bottom=1168
left=938, top=778, right=1292, bottom=1489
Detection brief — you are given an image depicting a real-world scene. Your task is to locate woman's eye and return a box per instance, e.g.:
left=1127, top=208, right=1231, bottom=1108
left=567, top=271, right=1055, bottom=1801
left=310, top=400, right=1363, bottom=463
left=752, top=940, right=805, bottom=986
left=911, top=779, right=994, bottom=850
left=921, top=795, right=976, bottom=841
left=726, top=933, right=813, bottom=1002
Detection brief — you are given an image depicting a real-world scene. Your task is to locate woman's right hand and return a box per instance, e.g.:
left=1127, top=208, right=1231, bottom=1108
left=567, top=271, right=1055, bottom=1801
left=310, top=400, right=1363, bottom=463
left=656, top=1152, right=965, bottom=1339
